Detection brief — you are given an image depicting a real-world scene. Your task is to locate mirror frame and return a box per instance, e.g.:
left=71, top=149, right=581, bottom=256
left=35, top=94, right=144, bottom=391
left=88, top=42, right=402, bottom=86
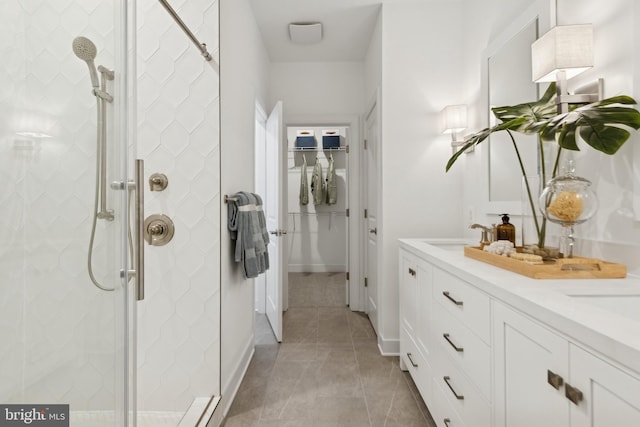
left=481, top=0, right=557, bottom=216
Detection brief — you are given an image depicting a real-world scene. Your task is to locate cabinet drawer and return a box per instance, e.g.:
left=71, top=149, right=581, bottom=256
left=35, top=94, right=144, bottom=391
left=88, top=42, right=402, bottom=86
left=433, top=301, right=491, bottom=400
left=400, top=326, right=431, bottom=402
left=433, top=268, right=491, bottom=344
left=431, top=376, right=466, bottom=427
left=433, top=350, right=491, bottom=427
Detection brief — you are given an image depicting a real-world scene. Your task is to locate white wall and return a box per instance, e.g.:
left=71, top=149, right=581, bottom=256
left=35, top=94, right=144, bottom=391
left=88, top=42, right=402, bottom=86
left=364, top=9, right=382, bottom=102
left=460, top=0, right=640, bottom=274
left=376, top=1, right=466, bottom=352
left=287, top=126, right=348, bottom=273
left=269, top=62, right=366, bottom=116
left=137, top=0, right=221, bottom=412
left=218, top=0, right=271, bottom=421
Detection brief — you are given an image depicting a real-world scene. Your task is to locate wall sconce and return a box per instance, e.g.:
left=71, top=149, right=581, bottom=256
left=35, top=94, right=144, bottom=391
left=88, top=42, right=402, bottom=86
left=531, top=24, right=602, bottom=114
left=440, top=104, right=468, bottom=154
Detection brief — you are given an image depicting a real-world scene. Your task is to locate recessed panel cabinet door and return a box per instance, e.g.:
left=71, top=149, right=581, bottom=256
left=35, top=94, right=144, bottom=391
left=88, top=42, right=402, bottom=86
left=493, top=303, right=569, bottom=427
left=569, top=344, right=640, bottom=427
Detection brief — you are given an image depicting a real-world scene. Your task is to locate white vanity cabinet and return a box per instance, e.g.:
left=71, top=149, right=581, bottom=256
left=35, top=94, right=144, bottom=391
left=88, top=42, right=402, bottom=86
left=429, top=266, right=491, bottom=427
left=493, top=302, right=570, bottom=427
left=398, top=239, right=640, bottom=427
left=399, top=246, right=491, bottom=427
left=494, top=302, right=640, bottom=427
left=398, top=249, right=433, bottom=402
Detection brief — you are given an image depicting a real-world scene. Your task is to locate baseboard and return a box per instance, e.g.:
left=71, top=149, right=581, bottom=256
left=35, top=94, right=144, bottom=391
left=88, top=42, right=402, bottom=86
left=208, top=336, right=255, bottom=427
left=178, top=396, right=220, bottom=427
left=288, top=264, right=346, bottom=273
left=377, top=332, right=399, bottom=356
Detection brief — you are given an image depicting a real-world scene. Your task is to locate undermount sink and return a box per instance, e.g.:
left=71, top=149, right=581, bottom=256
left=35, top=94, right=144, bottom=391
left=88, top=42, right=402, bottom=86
left=422, top=239, right=473, bottom=252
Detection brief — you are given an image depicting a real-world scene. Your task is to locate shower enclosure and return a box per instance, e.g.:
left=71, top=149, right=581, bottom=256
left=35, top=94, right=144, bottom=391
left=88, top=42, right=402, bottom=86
left=0, top=0, right=135, bottom=425
left=2, top=0, right=221, bottom=425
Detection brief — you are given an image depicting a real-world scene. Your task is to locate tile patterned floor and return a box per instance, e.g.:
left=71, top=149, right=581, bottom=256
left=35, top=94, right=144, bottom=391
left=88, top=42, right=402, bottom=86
left=222, top=273, right=436, bottom=427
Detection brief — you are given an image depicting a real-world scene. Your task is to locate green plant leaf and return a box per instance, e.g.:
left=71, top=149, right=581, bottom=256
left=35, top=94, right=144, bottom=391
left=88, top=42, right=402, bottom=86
left=579, top=125, right=631, bottom=154
left=542, top=98, right=640, bottom=154
left=444, top=81, right=640, bottom=171
left=557, top=126, right=579, bottom=151
left=580, top=107, right=640, bottom=130
left=491, top=83, right=558, bottom=134
left=597, top=95, right=638, bottom=107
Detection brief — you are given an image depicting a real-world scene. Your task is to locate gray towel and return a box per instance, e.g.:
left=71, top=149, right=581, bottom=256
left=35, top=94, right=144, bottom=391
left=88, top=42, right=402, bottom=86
left=311, top=157, right=324, bottom=205
left=227, top=191, right=270, bottom=278
left=326, top=154, right=337, bottom=205
left=250, top=192, right=270, bottom=272
left=299, top=154, right=309, bottom=205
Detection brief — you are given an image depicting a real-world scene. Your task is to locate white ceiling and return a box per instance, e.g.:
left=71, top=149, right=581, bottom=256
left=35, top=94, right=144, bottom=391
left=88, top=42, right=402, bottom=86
left=248, top=0, right=385, bottom=62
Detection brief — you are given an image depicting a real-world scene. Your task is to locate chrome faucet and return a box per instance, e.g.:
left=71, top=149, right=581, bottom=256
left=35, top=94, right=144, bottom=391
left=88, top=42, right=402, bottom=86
left=469, top=223, right=496, bottom=247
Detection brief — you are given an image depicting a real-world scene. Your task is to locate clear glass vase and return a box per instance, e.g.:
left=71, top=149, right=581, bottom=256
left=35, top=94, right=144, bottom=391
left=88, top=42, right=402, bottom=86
left=539, top=160, right=598, bottom=258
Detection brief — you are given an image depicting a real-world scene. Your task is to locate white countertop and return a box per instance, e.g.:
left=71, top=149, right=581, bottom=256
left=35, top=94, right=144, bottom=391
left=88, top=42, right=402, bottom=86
left=399, top=238, right=640, bottom=375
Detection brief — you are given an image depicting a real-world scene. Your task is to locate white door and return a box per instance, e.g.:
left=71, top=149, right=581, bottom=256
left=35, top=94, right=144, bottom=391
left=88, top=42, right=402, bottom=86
left=363, top=100, right=379, bottom=334
left=265, top=101, right=285, bottom=342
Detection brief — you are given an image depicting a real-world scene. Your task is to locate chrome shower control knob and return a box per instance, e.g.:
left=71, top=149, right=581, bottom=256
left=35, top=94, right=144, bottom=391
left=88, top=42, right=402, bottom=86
left=149, top=173, right=169, bottom=191
left=144, top=214, right=175, bottom=246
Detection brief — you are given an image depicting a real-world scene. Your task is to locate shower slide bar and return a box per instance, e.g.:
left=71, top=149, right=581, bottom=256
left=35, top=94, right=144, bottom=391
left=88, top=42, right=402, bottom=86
left=158, top=0, right=213, bottom=62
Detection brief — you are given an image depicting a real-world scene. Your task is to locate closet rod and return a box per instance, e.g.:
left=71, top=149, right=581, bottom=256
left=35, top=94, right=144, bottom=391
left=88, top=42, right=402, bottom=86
left=158, top=0, right=213, bottom=61
left=289, top=212, right=346, bottom=216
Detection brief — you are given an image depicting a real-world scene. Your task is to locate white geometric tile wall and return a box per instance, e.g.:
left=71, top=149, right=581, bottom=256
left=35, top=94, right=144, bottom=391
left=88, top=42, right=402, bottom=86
left=0, top=0, right=120, bottom=410
left=136, top=0, right=221, bottom=413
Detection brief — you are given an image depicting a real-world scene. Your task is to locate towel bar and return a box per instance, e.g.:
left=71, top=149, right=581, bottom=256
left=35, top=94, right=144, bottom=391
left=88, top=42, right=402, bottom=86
left=224, top=195, right=239, bottom=203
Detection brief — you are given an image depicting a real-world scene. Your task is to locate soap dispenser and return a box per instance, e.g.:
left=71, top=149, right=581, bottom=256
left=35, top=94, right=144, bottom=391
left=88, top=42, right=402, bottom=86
left=496, top=214, right=516, bottom=245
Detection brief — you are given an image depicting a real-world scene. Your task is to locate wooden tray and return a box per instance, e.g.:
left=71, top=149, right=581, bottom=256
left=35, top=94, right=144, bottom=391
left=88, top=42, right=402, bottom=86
left=464, top=246, right=627, bottom=279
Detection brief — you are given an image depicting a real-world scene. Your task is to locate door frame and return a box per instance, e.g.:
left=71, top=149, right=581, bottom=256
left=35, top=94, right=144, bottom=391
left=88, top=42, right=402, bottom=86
left=254, top=101, right=268, bottom=314
left=285, top=114, right=364, bottom=312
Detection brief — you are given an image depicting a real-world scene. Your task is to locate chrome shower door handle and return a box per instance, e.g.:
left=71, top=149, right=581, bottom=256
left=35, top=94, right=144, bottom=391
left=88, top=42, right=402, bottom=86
left=135, top=159, right=145, bottom=301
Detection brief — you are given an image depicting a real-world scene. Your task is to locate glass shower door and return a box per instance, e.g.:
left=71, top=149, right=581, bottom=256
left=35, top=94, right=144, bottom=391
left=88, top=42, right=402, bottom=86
left=0, top=1, right=134, bottom=426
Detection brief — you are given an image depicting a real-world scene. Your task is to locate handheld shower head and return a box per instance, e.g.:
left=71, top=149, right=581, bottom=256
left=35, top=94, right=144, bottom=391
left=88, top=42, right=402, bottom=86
left=72, top=36, right=99, bottom=88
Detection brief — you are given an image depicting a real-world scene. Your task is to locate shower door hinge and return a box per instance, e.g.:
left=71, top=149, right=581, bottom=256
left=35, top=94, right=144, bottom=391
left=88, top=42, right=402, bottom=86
left=346, top=208, right=350, bottom=217
left=346, top=272, right=350, bottom=281
left=346, top=145, right=350, bottom=154
left=364, top=209, right=368, bottom=219
left=364, top=277, right=368, bottom=287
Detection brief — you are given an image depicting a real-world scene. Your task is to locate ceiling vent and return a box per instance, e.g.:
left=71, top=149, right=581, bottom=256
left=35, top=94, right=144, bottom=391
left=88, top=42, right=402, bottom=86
left=288, top=22, right=323, bottom=44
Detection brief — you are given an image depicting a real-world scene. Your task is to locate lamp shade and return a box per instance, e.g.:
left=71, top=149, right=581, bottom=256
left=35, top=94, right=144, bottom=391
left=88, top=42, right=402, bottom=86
left=531, top=24, right=593, bottom=83
left=440, top=104, right=467, bottom=134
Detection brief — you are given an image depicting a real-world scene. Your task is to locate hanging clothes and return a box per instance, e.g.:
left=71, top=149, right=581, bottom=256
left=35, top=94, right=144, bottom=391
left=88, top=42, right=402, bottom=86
left=299, top=154, right=309, bottom=205
left=326, top=153, right=337, bottom=205
left=311, top=156, right=324, bottom=205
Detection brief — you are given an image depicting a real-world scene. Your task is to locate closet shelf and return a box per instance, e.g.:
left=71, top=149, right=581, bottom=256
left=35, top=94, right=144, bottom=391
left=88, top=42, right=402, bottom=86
left=289, top=147, right=347, bottom=153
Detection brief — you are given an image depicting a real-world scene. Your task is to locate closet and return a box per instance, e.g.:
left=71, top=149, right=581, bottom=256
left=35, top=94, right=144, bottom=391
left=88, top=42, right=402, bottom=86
left=286, top=125, right=350, bottom=303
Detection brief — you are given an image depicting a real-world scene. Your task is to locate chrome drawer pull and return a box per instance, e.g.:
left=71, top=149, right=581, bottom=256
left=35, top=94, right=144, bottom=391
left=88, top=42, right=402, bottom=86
left=565, top=383, right=583, bottom=405
left=443, top=376, right=464, bottom=400
left=443, top=333, right=464, bottom=352
left=407, top=352, right=418, bottom=368
left=442, top=291, right=463, bottom=306
left=547, top=369, right=564, bottom=390
left=444, top=419, right=451, bottom=427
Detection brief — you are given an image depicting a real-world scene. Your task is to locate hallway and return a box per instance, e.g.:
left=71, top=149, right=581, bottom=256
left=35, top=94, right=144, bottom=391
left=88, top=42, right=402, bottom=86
left=222, top=273, right=436, bottom=427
